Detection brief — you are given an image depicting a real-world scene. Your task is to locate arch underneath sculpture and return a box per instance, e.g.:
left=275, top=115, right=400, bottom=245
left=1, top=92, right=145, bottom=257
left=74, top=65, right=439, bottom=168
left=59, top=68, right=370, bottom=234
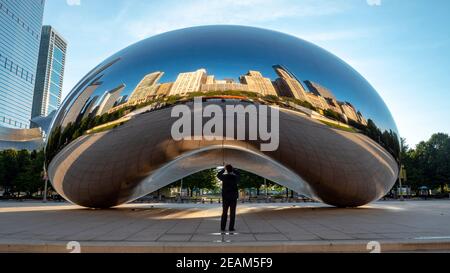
left=129, top=145, right=319, bottom=204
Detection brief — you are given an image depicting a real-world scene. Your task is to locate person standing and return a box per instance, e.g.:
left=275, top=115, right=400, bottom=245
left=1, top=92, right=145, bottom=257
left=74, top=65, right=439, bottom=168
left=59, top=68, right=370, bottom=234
left=217, top=165, right=240, bottom=232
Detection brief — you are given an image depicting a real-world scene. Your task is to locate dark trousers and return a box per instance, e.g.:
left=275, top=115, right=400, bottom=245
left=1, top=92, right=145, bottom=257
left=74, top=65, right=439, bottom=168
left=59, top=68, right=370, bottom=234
left=221, top=198, right=237, bottom=231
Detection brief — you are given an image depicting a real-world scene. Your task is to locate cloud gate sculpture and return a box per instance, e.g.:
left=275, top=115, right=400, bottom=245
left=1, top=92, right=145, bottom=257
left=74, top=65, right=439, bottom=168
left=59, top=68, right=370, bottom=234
left=46, top=26, right=400, bottom=208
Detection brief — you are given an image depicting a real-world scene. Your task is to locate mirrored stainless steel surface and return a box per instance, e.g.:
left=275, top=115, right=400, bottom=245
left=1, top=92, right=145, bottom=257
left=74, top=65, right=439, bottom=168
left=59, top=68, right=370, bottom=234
left=46, top=25, right=400, bottom=208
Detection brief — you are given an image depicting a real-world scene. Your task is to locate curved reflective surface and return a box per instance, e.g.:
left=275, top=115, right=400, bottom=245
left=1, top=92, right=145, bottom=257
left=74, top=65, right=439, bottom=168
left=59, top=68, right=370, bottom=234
left=46, top=25, right=400, bottom=208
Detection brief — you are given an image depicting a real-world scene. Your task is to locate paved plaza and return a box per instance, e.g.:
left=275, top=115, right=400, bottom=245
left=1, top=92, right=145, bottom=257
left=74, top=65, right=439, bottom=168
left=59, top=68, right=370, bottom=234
left=1, top=200, right=450, bottom=252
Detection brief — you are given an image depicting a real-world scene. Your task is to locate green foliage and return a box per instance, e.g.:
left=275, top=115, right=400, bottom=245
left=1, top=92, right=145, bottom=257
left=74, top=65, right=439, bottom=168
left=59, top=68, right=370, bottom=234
left=283, top=97, right=317, bottom=111
left=238, top=170, right=275, bottom=195
left=0, top=149, right=45, bottom=198
left=263, top=95, right=279, bottom=103
left=361, top=119, right=401, bottom=159
left=323, top=109, right=345, bottom=123
left=181, top=169, right=219, bottom=196
left=401, top=133, right=450, bottom=192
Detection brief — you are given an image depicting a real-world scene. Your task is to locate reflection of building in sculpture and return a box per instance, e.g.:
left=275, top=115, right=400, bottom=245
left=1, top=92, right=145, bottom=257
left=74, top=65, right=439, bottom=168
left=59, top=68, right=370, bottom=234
left=169, top=69, right=207, bottom=96
left=116, top=95, right=128, bottom=106
left=201, top=83, right=249, bottom=92
left=156, top=82, right=173, bottom=97
left=304, top=80, right=337, bottom=101
left=128, top=72, right=164, bottom=103
left=270, top=65, right=370, bottom=126
left=357, top=112, right=368, bottom=126
left=103, top=66, right=369, bottom=128
left=325, top=98, right=344, bottom=115
left=95, top=84, right=126, bottom=116
left=273, top=65, right=309, bottom=102
left=62, top=82, right=101, bottom=127
left=339, top=102, right=367, bottom=125
left=240, top=71, right=277, bottom=96
left=206, top=75, right=215, bottom=84
left=81, top=95, right=99, bottom=120
left=306, top=93, right=329, bottom=110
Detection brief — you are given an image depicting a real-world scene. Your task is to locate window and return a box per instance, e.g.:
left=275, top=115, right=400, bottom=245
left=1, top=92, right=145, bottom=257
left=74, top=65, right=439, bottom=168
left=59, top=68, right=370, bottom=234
left=53, top=47, right=64, bottom=63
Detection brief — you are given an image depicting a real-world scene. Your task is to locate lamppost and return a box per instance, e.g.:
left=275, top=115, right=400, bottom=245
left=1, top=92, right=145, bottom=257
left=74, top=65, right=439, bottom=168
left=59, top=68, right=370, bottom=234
left=42, top=167, right=48, bottom=203
left=264, top=178, right=268, bottom=202
left=399, top=165, right=407, bottom=201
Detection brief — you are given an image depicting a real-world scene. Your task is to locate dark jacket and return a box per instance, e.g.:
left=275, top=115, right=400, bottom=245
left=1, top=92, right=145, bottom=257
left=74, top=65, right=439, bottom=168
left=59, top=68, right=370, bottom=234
left=217, top=169, right=240, bottom=200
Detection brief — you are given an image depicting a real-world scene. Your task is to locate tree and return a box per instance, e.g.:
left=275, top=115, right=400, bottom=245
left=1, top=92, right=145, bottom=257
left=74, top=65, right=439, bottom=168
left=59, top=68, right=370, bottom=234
left=14, top=150, right=45, bottom=198
left=182, top=169, right=219, bottom=197
left=0, top=150, right=19, bottom=196
left=401, top=133, right=450, bottom=194
left=238, top=170, right=275, bottom=196
left=0, top=149, right=45, bottom=198
left=415, top=133, right=450, bottom=192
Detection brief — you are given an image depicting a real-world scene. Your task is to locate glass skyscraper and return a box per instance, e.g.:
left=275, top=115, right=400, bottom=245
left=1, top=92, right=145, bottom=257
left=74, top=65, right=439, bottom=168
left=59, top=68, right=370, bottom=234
left=32, top=25, right=67, bottom=118
left=0, top=0, right=45, bottom=129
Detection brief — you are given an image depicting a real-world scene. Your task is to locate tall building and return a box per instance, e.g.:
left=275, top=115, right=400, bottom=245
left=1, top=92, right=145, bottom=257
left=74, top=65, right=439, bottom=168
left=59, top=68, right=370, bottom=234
left=239, top=70, right=277, bottom=96
left=325, top=97, right=344, bottom=115
left=340, top=102, right=359, bottom=122
left=95, top=84, right=126, bottom=116
left=0, top=0, right=46, bottom=129
left=306, top=93, right=329, bottom=110
left=273, top=65, right=309, bottom=102
left=128, top=71, right=164, bottom=104
left=61, top=81, right=101, bottom=127
left=201, top=82, right=249, bottom=93
left=304, top=80, right=337, bottom=101
left=32, top=25, right=67, bottom=119
left=156, top=82, right=173, bottom=97
left=205, top=75, right=215, bottom=85
left=169, top=68, right=207, bottom=96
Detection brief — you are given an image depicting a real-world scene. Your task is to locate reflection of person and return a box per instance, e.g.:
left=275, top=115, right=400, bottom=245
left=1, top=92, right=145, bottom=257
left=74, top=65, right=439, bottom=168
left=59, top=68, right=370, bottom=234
left=217, top=165, right=240, bottom=232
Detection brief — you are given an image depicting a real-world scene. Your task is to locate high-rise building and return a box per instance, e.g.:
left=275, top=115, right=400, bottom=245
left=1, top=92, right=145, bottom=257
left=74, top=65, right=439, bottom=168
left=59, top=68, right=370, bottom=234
left=273, top=65, right=309, bottom=102
left=62, top=82, right=101, bottom=127
left=0, top=0, right=45, bottom=129
left=32, top=25, right=67, bottom=119
left=128, top=71, right=164, bottom=104
left=325, top=97, right=344, bottom=115
left=239, top=70, right=277, bottom=96
left=169, top=69, right=207, bottom=96
left=156, top=82, right=174, bottom=97
left=304, top=80, right=337, bottom=101
left=201, top=82, right=249, bottom=93
left=205, top=75, right=215, bottom=85
left=95, top=84, right=126, bottom=116
left=306, top=93, right=329, bottom=110
left=340, top=102, right=359, bottom=122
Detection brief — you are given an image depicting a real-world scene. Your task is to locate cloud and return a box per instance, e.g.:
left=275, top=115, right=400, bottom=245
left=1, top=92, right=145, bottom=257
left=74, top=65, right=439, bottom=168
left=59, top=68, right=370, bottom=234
left=300, top=30, right=369, bottom=42
left=66, top=0, right=81, bottom=6
left=122, top=0, right=351, bottom=40
left=367, top=0, right=381, bottom=6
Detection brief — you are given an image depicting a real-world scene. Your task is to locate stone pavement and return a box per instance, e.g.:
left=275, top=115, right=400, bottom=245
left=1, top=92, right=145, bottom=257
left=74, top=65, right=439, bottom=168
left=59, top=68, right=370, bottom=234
left=1, top=200, right=450, bottom=253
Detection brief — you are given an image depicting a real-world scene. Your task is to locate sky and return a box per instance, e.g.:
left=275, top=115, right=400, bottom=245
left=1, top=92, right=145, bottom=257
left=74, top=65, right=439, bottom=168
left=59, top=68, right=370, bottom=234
left=43, top=0, right=450, bottom=147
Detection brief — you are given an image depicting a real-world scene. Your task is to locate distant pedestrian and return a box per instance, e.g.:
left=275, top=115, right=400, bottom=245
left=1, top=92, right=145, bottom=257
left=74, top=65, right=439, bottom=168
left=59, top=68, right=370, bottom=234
left=217, top=165, right=240, bottom=232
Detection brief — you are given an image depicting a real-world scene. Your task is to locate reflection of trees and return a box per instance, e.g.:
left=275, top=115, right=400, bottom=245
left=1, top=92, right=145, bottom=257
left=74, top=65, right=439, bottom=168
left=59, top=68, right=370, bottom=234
left=349, top=118, right=400, bottom=161
left=45, top=94, right=188, bottom=164
left=45, top=106, right=132, bottom=164
left=323, top=109, right=346, bottom=123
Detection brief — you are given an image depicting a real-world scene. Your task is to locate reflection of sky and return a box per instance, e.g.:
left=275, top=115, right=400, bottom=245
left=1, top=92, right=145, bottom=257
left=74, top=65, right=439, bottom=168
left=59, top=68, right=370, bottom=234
left=71, top=26, right=397, bottom=134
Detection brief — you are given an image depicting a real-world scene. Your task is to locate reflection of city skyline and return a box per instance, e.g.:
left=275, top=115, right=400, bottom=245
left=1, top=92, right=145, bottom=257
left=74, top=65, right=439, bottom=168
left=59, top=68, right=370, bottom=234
left=104, top=65, right=368, bottom=127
